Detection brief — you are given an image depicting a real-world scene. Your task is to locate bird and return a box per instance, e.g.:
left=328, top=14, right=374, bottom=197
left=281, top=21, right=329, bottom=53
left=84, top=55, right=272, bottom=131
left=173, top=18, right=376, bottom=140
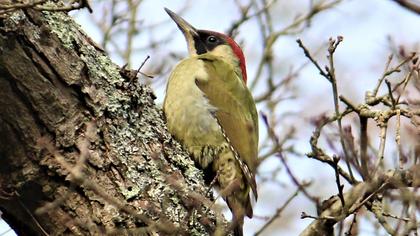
left=163, top=8, right=258, bottom=236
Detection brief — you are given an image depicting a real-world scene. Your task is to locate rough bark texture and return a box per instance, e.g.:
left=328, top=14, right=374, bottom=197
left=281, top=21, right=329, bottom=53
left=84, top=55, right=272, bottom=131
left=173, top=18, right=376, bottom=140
left=0, top=9, right=222, bottom=236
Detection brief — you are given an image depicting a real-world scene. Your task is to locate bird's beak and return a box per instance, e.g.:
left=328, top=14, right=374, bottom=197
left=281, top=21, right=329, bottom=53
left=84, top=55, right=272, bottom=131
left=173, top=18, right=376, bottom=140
left=165, top=8, right=199, bottom=55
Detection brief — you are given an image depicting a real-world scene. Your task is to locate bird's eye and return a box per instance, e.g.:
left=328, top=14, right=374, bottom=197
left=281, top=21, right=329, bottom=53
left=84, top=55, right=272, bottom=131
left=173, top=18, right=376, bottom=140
left=207, top=36, right=218, bottom=44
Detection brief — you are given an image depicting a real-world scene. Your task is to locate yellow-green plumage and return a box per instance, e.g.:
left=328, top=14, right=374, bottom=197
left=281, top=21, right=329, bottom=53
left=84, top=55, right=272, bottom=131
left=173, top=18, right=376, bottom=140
left=163, top=8, right=258, bottom=235
left=163, top=53, right=258, bottom=230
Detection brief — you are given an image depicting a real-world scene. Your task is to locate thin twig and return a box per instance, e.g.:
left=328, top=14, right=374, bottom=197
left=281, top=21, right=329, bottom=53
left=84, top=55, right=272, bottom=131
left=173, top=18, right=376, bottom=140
left=333, top=155, right=345, bottom=209
left=327, top=36, right=355, bottom=182
left=344, top=213, right=357, bottom=236
left=392, top=0, right=420, bottom=15
left=372, top=125, right=388, bottom=177
left=136, top=55, right=153, bottom=78
left=296, top=38, right=329, bottom=79
left=370, top=199, right=397, bottom=235
left=278, top=153, right=319, bottom=205
left=254, top=188, right=299, bottom=235
left=359, top=116, right=369, bottom=180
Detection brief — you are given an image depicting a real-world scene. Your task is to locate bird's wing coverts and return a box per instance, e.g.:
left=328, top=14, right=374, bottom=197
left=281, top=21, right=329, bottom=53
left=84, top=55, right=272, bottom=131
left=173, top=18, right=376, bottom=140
left=194, top=54, right=258, bottom=199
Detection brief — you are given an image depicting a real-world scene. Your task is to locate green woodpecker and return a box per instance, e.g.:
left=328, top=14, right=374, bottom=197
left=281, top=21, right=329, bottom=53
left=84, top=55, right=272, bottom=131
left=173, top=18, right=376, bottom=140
left=163, top=8, right=258, bottom=236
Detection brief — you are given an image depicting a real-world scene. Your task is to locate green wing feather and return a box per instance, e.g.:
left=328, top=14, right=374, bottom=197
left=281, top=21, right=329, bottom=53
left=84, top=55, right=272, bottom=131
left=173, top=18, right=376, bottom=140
left=194, top=54, right=259, bottom=199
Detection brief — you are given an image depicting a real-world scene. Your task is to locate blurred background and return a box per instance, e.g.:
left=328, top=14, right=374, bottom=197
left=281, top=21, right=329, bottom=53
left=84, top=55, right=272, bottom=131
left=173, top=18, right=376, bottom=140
left=2, top=0, right=419, bottom=235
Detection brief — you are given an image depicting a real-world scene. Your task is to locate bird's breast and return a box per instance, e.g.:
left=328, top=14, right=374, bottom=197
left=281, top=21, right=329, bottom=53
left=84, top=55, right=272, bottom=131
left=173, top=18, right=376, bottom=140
left=164, top=59, right=226, bottom=167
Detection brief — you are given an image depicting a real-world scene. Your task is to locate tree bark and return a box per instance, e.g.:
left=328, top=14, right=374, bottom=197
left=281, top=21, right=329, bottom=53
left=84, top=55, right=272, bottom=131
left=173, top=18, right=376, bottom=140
left=0, top=9, right=222, bottom=236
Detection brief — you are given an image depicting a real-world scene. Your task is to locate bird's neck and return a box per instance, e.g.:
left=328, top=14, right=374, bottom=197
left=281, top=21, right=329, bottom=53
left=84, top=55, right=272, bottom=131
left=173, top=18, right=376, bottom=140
left=207, top=45, right=245, bottom=81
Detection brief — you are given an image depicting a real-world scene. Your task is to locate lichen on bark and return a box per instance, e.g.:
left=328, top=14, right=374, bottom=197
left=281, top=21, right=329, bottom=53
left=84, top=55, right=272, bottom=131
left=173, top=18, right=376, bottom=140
left=0, top=9, right=224, bottom=236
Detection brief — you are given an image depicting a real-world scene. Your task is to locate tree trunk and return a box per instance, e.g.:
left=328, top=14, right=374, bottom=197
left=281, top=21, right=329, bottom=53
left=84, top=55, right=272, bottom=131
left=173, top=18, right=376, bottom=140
left=0, top=9, right=223, bottom=236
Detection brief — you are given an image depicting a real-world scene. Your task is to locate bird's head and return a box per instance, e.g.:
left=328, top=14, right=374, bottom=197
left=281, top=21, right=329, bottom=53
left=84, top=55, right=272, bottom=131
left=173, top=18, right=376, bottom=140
left=165, top=8, right=248, bottom=84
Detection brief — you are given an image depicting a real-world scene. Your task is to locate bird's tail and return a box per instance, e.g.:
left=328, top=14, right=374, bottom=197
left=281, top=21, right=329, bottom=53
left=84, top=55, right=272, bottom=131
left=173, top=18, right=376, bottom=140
left=233, top=224, right=244, bottom=236
left=227, top=192, right=251, bottom=236
left=216, top=151, right=254, bottom=236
